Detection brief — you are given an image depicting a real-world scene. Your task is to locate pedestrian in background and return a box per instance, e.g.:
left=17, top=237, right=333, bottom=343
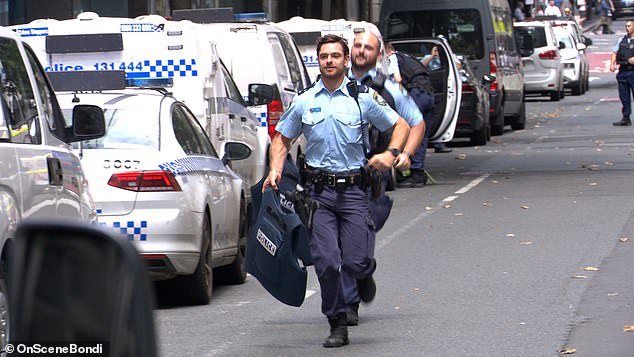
left=514, top=1, right=526, bottom=21
left=610, top=20, right=634, bottom=126
left=586, top=0, right=615, bottom=34
left=545, top=0, right=563, bottom=16
left=263, top=34, right=410, bottom=348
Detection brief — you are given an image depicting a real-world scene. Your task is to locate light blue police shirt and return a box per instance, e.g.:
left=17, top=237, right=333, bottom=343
left=276, top=76, right=399, bottom=172
left=613, top=36, right=634, bottom=53
left=348, top=67, right=423, bottom=127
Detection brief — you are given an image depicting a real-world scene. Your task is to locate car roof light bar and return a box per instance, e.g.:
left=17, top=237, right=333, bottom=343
left=46, top=33, right=123, bottom=54
left=48, top=70, right=126, bottom=92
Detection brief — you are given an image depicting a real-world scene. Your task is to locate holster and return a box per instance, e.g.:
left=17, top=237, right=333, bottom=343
left=363, top=165, right=381, bottom=199
left=297, top=153, right=307, bottom=186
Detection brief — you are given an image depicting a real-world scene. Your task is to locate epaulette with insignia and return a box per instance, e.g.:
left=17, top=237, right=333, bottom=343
left=357, top=84, right=370, bottom=93
left=298, top=81, right=316, bottom=96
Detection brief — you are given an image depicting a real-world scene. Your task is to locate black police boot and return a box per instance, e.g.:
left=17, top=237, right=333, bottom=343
left=613, top=117, right=632, bottom=126
left=346, top=303, right=359, bottom=326
left=356, top=275, right=376, bottom=303
left=323, top=314, right=349, bottom=348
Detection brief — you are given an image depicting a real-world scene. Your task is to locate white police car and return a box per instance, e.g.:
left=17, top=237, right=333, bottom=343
left=52, top=71, right=266, bottom=305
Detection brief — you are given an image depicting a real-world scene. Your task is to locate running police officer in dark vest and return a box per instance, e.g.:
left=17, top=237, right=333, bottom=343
left=262, top=34, right=410, bottom=348
left=611, top=19, right=634, bottom=126
left=343, top=30, right=425, bottom=326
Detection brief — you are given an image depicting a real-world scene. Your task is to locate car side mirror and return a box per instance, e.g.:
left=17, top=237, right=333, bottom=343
left=482, top=74, right=496, bottom=83
left=222, top=141, right=252, bottom=166
left=558, top=41, right=566, bottom=50
left=248, top=83, right=276, bottom=106
left=582, top=35, right=593, bottom=46
left=9, top=221, right=157, bottom=357
left=70, top=104, right=106, bottom=142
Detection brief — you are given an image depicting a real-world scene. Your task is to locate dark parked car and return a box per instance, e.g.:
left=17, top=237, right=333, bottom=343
left=454, top=55, right=491, bottom=146
left=614, top=0, right=634, bottom=18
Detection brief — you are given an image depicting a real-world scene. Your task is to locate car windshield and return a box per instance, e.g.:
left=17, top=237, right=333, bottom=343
left=66, top=107, right=159, bottom=150
left=515, top=26, right=548, bottom=48
left=385, top=9, right=484, bottom=60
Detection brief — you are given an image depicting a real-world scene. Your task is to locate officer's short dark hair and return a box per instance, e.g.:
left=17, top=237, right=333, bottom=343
left=316, top=34, right=349, bottom=57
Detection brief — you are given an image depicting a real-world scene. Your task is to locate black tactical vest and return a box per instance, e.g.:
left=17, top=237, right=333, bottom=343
left=617, top=36, right=634, bottom=70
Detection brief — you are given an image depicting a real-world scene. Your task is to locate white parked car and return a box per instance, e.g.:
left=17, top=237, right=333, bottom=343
left=514, top=21, right=565, bottom=101
left=552, top=25, right=589, bottom=95
left=52, top=72, right=268, bottom=305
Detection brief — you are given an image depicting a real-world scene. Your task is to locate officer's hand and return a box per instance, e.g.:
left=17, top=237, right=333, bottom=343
left=394, top=152, right=411, bottom=171
left=368, top=151, right=396, bottom=171
left=262, top=169, right=282, bottom=192
left=611, top=63, right=618, bottom=72
left=629, top=57, right=634, bottom=65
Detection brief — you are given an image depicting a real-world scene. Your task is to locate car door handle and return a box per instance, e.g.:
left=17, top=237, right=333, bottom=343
left=46, top=157, right=63, bottom=186
left=229, top=113, right=236, bottom=119
left=240, top=116, right=247, bottom=122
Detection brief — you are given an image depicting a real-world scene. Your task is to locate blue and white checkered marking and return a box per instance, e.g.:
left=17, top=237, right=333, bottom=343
left=114, top=221, right=148, bottom=241
left=128, top=59, right=198, bottom=79
left=120, top=23, right=164, bottom=33
left=100, top=221, right=148, bottom=241
left=257, top=112, right=267, bottom=127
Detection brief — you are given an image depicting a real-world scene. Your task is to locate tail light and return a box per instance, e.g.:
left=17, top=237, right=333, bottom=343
left=267, top=99, right=284, bottom=140
left=489, top=52, right=498, bottom=92
left=108, top=170, right=182, bottom=192
left=462, top=82, right=475, bottom=94
left=538, top=50, right=559, bottom=60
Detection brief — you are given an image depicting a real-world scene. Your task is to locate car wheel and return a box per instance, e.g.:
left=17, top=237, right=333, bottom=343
left=179, top=213, right=213, bottom=305
left=585, top=72, right=590, bottom=92
left=560, top=89, right=565, bottom=99
left=470, top=118, right=488, bottom=146
left=490, top=109, right=505, bottom=136
left=386, top=167, right=396, bottom=191
left=215, top=198, right=247, bottom=285
left=510, top=99, right=526, bottom=131
left=572, top=80, right=583, bottom=95
left=550, top=91, right=560, bottom=101
left=0, top=271, right=8, bottom=354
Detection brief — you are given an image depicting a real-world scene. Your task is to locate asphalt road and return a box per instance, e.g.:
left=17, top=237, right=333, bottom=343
left=154, top=22, right=634, bottom=357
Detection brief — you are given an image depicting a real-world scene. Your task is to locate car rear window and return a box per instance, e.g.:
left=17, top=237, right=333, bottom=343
left=66, top=108, right=159, bottom=150
left=553, top=27, right=574, bottom=49
left=515, top=26, right=548, bottom=48
left=384, top=9, right=485, bottom=60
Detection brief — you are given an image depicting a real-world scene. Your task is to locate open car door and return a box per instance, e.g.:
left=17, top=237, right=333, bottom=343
left=390, top=38, right=461, bottom=143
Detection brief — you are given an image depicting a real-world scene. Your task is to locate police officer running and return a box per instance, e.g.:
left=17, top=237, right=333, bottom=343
left=343, top=30, right=425, bottom=326
left=262, top=34, right=410, bottom=348
left=611, top=20, right=634, bottom=126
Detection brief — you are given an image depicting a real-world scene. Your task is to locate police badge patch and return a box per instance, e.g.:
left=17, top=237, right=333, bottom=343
left=373, top=91, right=387, bottom=106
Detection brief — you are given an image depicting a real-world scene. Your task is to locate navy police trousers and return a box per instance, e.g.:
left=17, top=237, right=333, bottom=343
left=310, top=185, right=376, bottom=317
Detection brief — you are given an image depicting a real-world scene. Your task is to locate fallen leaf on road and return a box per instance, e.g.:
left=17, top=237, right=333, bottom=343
left=521, top=205, right=529, bottom=209
left=455, top=153, right=467, bottom=160
left=425, top=206, right=434, bottom=211
left=559, top=347, right=576, bottom=354
left=624, top=325, right=634, bottom=332
left=607, top=292, right=619, bottom=296
left=588, top=182, right=597, bottom=186
left=604, top=161, right=614, bottom=166
left=455, top=212, right=463, bottom=216
left=492, top=180, right=499, bottom=184
left=587, top=165, right=600, bottom=171
left=572, top=275, right=589, bottom=279
left=482, top=202, right=491, bottom=207
left=619, top=237, right=630, bottom=243
left=506, top=233, right=515, bottom=237
left=441, top=203, right=451, bottom=209
left=584, top=267, right=599, bottom=271
left=394, top=306, right=400, bottom=310
left=520, top=241, right=532, bottom=245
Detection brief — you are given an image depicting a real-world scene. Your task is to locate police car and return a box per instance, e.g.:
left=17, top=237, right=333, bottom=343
left=11, top=11, right=268, bottom=188
left=0, top=27, right=106, bottom=351
left=51, top=71, right=267, bottom=305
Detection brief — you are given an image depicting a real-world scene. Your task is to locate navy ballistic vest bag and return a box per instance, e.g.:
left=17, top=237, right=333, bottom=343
left=246, top=187, right=307, bottom=307
left=250, top=154, right=312, bottom=266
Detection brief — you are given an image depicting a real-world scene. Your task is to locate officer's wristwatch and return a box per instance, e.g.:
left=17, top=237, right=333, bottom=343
left=387, top=148, right=400, bottom=157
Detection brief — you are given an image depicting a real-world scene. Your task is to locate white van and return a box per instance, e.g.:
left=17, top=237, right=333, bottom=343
left=0, top=26, right=105, bottom=350
left=193, top=19, right=311, bottom=160
left=11, top=12, right=267, bottom=186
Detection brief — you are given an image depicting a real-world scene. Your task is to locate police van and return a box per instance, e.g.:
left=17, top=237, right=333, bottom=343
left=172, top=9, right=311, bottom=162
left=11, top=12, right=267, bottom=186
left=0, top=26, right=106, bottom=350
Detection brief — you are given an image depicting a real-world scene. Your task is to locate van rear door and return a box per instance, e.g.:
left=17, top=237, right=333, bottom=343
left=390, top=38, right=461, bottom=142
